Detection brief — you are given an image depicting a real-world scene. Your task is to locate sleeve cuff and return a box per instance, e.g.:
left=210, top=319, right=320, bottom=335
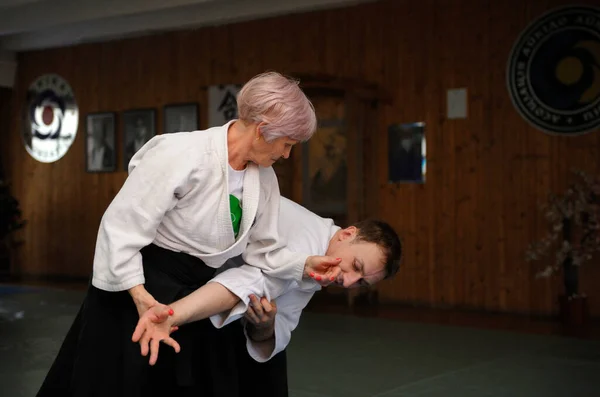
left=243, top=322, right=278, bottom=363
left=210, top=298, right=250, bottom=328
left=294, top=254, right=309, bottom=282
left=207, top=275, right=265, bottom=328
left=91, top=273, right=145, bottom=292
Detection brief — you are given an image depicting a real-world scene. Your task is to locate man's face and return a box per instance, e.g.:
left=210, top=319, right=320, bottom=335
left=325, top=227, right=386, bottom=288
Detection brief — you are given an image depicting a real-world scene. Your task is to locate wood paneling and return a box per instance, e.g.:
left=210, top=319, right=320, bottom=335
left=4, top=0, right=600, bottom=316
left=0, top=87, right=11, bottom=179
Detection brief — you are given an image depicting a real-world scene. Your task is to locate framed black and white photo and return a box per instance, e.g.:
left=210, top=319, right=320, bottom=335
left=85, top=112, right=116, bottom=173
left=388, top=122, right=426, bottom=183
left=164, top=103, right=198, bottom=134
left=122, top=109, right=156, bottom=170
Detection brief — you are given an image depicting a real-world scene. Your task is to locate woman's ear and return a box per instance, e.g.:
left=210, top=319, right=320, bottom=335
left=255, top=122, right=267, bottom=140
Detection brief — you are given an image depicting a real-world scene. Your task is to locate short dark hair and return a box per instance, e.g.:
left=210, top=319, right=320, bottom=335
left=351, top=219, right=402, bottom=279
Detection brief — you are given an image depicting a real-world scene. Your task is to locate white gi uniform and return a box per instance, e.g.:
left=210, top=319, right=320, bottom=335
left=41, top=122, right=312, bottom=396
left=91, top=121, right=309, bottom=292
left=209, top=197, right=340, bottom=362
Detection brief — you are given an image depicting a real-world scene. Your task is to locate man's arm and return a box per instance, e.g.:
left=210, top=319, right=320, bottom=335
left=246, top=321, right=275, bottom=342
left=131, top=262, right=316, bottom=365
left=242, top=287, right=318, bottom=363
left=208, top=259, right=320, bottom=362
left=242, top=294, right=277, bottom=356
left=241, top=169, right=341, bottom=285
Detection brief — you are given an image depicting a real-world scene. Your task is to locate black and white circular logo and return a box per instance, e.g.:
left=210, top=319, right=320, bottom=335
left=507, top=6, right=600, bottom=135
left=23, top=74, right=78, bottom=162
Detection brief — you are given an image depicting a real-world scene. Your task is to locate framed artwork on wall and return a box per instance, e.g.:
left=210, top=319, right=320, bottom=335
left=164, top=103, right=198, bottom=134
left=85, top=112, right=116, bottom=173
left=122, top=108, right=156, bottom=170
left=388, top=122, right=426, bottom=183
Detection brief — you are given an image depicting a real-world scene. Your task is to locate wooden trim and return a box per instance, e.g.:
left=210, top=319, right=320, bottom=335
left=292, top=73, right=393, bottom=103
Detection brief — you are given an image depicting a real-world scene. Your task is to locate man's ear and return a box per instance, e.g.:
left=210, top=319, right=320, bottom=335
left=340, top=226, right=358, bottom=241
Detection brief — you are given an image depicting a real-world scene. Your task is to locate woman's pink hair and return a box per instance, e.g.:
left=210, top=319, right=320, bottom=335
left=237, top=71, right=317, bottom=142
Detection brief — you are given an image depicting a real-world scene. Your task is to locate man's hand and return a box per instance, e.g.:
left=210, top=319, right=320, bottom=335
left=245, top=295, right=276, bottom=342
left=131, top=305, right=180, bottom=366
left=304, top=256, right=342, bottom=286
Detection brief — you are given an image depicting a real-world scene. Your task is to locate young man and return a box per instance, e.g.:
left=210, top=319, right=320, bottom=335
left=133, top=197, right=402, bottom=392
left=208, top=198, right=401, bottom=364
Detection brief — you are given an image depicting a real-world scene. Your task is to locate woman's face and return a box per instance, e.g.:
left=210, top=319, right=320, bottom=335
left=250, top=129, right=298, bottom=167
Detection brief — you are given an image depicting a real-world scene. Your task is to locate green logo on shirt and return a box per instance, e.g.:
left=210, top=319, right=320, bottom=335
left=229, top=195, right=242, bottom=237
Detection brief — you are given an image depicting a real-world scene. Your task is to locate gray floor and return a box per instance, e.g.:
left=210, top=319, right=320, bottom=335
left=1, top=286, right=599, bottom=397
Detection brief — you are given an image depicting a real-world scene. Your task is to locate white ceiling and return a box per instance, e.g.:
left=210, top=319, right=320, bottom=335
left=0, top=0, right=374, bottom=52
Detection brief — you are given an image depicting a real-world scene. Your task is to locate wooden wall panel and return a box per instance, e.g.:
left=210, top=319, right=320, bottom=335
left=4, top=0, right=600, bottom=316
left=0, top=87, right=11, bottom=179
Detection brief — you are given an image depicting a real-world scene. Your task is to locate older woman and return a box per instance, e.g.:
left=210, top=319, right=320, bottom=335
left=37, top=71, right=341, bottom=397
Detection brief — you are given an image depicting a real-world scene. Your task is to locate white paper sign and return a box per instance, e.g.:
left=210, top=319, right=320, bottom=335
left=208, top=84, right=241, bottom=127
left=447, top=88, right=468, bottom=119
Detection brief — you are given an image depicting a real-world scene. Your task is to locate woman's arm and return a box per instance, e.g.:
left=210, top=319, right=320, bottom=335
left=128, top=285, right=172, bottom=318
left=133, top=262, right=268, bottom=339
left=130, top=260, right=320, bottom=366
left=131, top=261, right=273, bottom=365
left=171, top=282, right=240, bottom=325
left=131, top=281, right=242, bottom=366
left=91, top=136, right=195, bottom=293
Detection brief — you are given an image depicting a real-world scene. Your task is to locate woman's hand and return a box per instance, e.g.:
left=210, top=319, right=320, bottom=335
left=131, top=305, right=181, bottom=366
left=128, top=284, right=179, bottom=365
left=128, top=284, right=172, bottom=319
left=303, top=256, right=342, bottom=286
left=128, top=285, right=157, bottom=316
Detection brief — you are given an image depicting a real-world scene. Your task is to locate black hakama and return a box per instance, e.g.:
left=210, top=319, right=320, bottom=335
left=37, top=244, right=243, bottom=397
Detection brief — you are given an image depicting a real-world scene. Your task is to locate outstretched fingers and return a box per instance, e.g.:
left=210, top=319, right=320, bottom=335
left=132, top=317, right=148, bottom=343
left=148, top=337, right=180, bottom=366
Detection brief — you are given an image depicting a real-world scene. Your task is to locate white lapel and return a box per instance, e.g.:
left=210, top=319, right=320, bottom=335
left=239, top=163, right=260, bottom=238
left=218, top=123, right=236, bottom=248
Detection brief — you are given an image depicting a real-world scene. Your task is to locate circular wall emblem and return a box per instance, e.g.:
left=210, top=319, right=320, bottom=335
left=507, top=6, right=600, bottom=135
left=23, top=74, right=78, bottom=162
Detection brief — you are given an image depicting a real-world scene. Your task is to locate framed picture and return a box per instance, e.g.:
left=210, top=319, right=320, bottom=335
left=122, top=109, right=156, bottom=170
left=302, top=119, right=347, bottom=217
left=388, top=122, right=426, bottom=183
left=85, top=112, right=116, bottom=173
left=164, top=103, right=198, bottom=134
